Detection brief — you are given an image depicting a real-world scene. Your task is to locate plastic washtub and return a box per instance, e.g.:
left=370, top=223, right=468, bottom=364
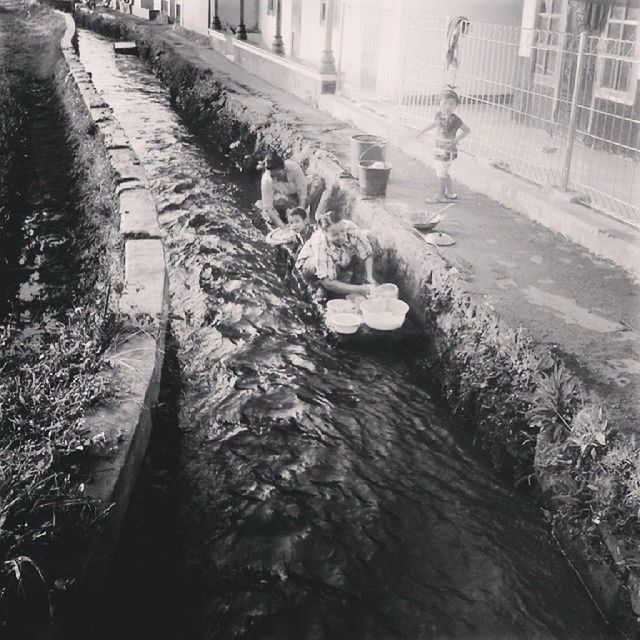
left=329, top=312, right=361, bottom=334
left=360, top=298, right=409, bottom=331
left=326, top=299, right=357, bottom=315
left=373, top=283, right=399, bottom=299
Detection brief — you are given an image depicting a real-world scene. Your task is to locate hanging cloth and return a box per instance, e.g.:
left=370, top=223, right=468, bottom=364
left=445, top=16, right=470, bottom=70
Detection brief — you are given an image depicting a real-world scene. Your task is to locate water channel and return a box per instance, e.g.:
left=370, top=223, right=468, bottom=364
left=0, top=13, right=93, bottom=324
left=76, top=30, right=619, bottom=640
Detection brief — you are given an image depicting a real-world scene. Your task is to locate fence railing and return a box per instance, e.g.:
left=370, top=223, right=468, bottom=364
left=337, top=6, right=639, bottom=228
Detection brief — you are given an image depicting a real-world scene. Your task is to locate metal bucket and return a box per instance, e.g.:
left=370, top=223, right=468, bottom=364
left=349, top=134, right=387, bottom=178
left=358, top=161, right=392, bottom=197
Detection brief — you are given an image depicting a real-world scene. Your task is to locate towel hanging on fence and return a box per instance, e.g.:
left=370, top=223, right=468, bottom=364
left=445, top=16, right=470, bottom=70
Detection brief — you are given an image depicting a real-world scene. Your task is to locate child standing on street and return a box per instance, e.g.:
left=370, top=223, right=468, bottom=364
left=418, top=89, right=470, bottom=203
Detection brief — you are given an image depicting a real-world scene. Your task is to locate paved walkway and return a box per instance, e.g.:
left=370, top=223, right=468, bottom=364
left=111, top=19, right=640, bottom=434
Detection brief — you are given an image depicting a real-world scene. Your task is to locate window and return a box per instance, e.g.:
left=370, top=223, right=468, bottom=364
left=534, top=0, right=567, bottom=83
left=595, top=2, right=639, bottom=104
left=267, top=0, right=274, bottom=16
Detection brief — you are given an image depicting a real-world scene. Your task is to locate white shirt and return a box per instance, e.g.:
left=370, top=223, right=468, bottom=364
left=260, top=159, right=307, bottom=212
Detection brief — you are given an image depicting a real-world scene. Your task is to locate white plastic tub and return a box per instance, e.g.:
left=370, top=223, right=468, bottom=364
left=360, top=298, right=409, bottom=331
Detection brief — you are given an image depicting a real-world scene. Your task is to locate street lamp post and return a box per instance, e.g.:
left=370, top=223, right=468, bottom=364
left=211, top=0, right=221, bottom=30
left=236, top=0, right=248, bottom=40
left=272, top=0, right=285, bottom=54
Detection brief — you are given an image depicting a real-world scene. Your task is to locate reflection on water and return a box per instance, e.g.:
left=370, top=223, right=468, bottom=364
left=78, top=31, right=619, bottom=640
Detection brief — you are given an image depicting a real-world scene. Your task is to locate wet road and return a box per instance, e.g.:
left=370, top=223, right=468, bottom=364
left=77, top=30, right=619, bottom=640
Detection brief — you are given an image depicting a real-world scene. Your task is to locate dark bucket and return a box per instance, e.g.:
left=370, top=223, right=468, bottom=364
left=358, top=161, right=392, bottom=197
left=350, top=134, right=387, bottom=178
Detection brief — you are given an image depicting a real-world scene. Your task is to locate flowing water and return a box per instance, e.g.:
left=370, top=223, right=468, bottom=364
left=77, top=30, right=620, bottom=640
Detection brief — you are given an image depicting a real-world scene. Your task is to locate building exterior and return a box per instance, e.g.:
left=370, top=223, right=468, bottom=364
left=182, top=0, right=259, bottom=35
left=130, top=0, right=259, bottom=33
left=118, top=0, right=638, bottom=225
left=516, top=0, right=639, bottom=155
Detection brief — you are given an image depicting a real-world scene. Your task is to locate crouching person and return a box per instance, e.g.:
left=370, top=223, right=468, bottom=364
left=260, top=152, right=326, bottom=228
left=295, top=210, right=376, bottom=297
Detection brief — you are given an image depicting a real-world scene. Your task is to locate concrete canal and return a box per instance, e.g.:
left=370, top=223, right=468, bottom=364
left=76, top=30, right=619, bottom=640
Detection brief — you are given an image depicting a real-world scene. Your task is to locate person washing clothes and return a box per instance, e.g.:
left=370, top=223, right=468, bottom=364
left=260, top=152, right=325, bottom=229
left=296, top=210, right=376, bottom=297
left=418, top=88, right=470, bottom=203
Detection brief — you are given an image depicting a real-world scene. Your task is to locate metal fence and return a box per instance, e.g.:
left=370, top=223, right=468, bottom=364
left=337, top=4, right=640, bottom=228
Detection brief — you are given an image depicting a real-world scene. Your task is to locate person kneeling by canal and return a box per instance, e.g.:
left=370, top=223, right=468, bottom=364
left=260, top=151, right=326, bottom=228
left=295, top=210, right=377, bottom=297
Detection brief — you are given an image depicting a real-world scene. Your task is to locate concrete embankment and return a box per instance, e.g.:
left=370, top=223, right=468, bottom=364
left=75, top=9, right=639, bottom=637
left=55, top=9, right=169, bottom=602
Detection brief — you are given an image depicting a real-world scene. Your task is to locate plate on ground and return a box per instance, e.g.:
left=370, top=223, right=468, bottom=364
left=423, top=232, right=456, bottom=246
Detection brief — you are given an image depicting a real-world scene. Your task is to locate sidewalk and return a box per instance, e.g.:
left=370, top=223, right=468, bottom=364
left=91, top=15, right=640, bottom=435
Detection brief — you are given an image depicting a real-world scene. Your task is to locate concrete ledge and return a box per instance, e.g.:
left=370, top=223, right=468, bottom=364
left=56, top=9, right=169, bottom=583
left=232, top=38, right=336, bottom=105
left=119, top=187, right=161, bottom=237
left=121, top=239, right=167, bottom=316
left=83, top=329, right=165, bottom=550
left=107, top=146, right=149, bottom=184
left=208, top=27, right=231, bottom=57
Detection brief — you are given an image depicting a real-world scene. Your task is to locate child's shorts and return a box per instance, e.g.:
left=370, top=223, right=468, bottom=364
left=434, top=147, right=457, bottom=178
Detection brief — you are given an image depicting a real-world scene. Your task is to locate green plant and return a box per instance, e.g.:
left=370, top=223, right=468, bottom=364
left=565, top=405, right=609, bottom=468
left=527, top=364, right=582, bottom=441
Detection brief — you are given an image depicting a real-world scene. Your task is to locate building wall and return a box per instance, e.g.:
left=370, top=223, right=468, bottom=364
left=181, top=0, right=208, bottom=33
left=402, top=0, right=523, bottom=25
left=258, top=0, right=276, bottom=53
left=255, top=0, right=523, bottom=98
left=297, top=0, right=325, bottom=64
left=518, top=0, right=639, bottom=152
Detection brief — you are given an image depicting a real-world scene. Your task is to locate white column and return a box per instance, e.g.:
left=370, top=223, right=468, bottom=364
left=320, top=0, right=337, bottom=74
left=236, top=0, right=247, bottom=39
left=272, top=0, right=284, bottom=54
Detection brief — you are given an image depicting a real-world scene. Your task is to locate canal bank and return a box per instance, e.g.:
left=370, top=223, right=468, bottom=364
left=0, top=7, right=171, bottom=636
left=73, top=9, right=640, bottom=638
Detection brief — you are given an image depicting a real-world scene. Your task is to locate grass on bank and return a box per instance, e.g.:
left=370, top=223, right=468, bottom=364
left=0, top=307, right=116, bottom=624
left=1, top=6, right=122, bottom=629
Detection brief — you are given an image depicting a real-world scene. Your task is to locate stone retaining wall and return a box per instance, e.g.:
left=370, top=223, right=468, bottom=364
left=57, top=11, right=169, bottom=581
